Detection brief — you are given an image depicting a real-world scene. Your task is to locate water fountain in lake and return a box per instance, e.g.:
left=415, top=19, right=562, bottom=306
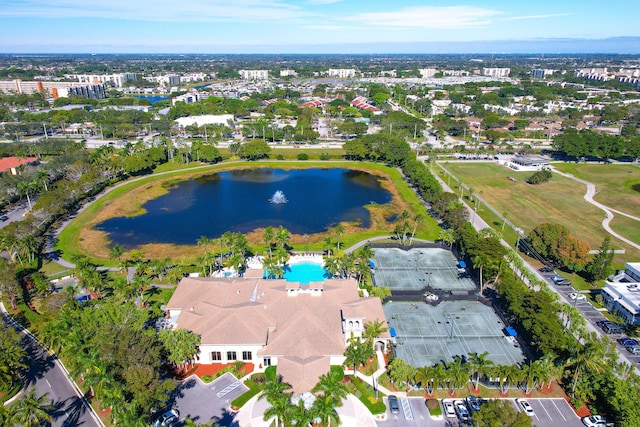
left=269, top=190, right=288, bottom=204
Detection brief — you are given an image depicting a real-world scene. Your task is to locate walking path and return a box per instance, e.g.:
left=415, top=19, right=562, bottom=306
left=552, top=169, right=640, bottom=251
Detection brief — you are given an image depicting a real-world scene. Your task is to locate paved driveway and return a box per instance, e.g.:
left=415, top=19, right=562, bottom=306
left=167, top=373, right=248, bottom=427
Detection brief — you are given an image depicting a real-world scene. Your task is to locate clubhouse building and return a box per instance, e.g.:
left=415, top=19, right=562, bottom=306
left=601, top=262, right=640, bottom=326
left=166, top=275, right=390, bottom=393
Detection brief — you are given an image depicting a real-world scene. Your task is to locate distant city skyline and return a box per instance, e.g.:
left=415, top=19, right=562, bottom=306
left=0, top=0, right=639, bottom=54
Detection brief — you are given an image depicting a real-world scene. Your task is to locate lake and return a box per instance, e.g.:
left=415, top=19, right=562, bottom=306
left=96, top=168, right=392, bottom=248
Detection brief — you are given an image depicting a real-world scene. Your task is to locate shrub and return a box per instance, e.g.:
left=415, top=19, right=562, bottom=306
left=426, top=399, right=442, bottom=416
left=296, top=153, right=309, bottom=160
left=277, top=154, right=285, bottom=160
left=320, top=152, right=331, bottom=160
left=527, top=169, right=552, bottom=184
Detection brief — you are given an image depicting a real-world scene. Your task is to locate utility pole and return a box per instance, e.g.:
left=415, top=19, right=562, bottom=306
left=43, top=123, right=48, bottom=141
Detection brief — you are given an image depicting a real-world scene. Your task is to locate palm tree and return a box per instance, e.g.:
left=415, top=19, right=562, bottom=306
left=263, top=226, right=276, bottom=257
left=109, top=244, right=124, bottom=262
left=333, top=223, right=346, bottom=250
left=471, top=250, right=498, bottom=294
left=260, top=371, right=292, bottom=427
left=535, top=354, right=561, bottom=390
left=10, top=389, right=54, bottom=427
left=362, top=319, right=388, bottom=346
left=275, top=226, right=291, bottom=250
left=313, top=369, right=348, bottom=406
left=197, top=235, right=213, bottom=254
left=432, top=362, right=447, bottom=392
left=324, top=256, right=340, bottom=278
left=444, top=356, right=469, bottom=394
left=565, top=334, right=607, bottom=397
left=415, top=365, right=438, bottom=396
left=323, top=236, right=334, bottom=258
left=501, top=211, right=509, bottom=231
left=492, top=364, right=515, bottom=395
left=0, top=327, right=27, bottom=390
left=409, top=213, right=424, bottom=244
left=438, top=228, right=456, bottom=251
left=468, top=351, right=493, bottom=392
left=521, top=360, right=543, bottom=394
left=310, top=395, right=340, bottom=427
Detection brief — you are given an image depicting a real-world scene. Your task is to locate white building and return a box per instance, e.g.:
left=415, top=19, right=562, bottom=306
left=239, top=70, right=269, bottom=80
left=327, top=68, right=357, bottom=78
left=70, top=73, right=137, bottom=88
left=175, top=114, right=234, bottom=128
left=166, top=274, right=389, bottom=393
left=419, top=68, right=438, bottom=78
left=601, top=263, right=640, bottom=325
left=482, top=68, right=511, bottom=78
left=280, top=69, right=298, bottom=77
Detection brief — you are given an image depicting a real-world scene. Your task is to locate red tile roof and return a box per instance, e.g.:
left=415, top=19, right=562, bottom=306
left=0, top=157, right=38, bottom=173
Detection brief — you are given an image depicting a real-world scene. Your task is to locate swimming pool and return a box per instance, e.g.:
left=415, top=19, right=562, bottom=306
left=265, top=261, right=328, bottom=284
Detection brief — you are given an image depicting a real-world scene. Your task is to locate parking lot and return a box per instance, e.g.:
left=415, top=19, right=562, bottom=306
left=538, top=268, right=640, bottom=368
left=377, top=397, right=583, bottom=427
left=166, top=373, right=247, bottom=426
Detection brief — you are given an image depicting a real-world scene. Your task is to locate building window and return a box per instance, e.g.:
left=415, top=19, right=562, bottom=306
left=263, top=357, right=272, bottom=367
left=227, top=351, right=237, bottom=361
left=211, top=351, right=221, bottom=361
left=242, top=351, right=252, bottom=361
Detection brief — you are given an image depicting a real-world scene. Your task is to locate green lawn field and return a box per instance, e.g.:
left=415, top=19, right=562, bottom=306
left=436, top=161, right=640, bottom=264
left=553, top=163, right=640, bottom=219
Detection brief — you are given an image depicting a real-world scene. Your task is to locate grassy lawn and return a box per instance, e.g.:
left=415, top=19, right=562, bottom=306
left=436, top=161, right=640, bottom=263
left=553, top=163, right=640, bottom=218
left=56, top=160, right=440, bottom=262
left=39, top=259, right=73, bottom=278
left=344, top=375, right=386, bottom=415
left=609, top=214, right=640, bottom=252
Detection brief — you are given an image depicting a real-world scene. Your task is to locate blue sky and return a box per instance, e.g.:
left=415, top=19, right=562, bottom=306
left=0, top=0, right=639, bottom=53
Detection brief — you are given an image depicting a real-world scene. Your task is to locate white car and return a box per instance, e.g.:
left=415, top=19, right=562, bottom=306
left=442, top=399, right=456, bottom=418
left=569, top=292, right=586, bottom=301
left=516, top=399, right=535, bottom=416
left=582, top=415, right=607, bottom=426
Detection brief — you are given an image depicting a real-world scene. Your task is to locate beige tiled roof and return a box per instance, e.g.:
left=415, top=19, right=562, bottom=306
left=276, top=356, right=331, bottom=394
left=167, top=275, right=388, bottom=391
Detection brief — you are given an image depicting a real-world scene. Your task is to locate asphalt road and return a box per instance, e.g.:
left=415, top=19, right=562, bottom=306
left=0, top=200, right=30, bottom=229
left=1, top=307, right=103, bottom=427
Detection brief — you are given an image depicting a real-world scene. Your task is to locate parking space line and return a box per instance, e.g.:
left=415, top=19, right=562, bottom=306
left=551, top=399, right=567, bottom=421
left=539, top=400, right=552, bottom=420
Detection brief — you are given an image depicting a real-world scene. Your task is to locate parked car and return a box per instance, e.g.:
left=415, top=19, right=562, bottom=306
left=442, top=399, right=456, bottom=418
left=388, top=395, right=400, bottom=414
left=569, top=292, right=586, bottom=301
left=0, top=215, right=8, bottom=222
left=466, top=396, right=481, bottom=412
left=516, top=399, right=535, bottom=416
left=539, top=266, right=554, bottom=273
left=551, top=275, right=566, bottom=283
left=152, top=409, right=179, bottom=427
left=617, top=337, right=638, bottom=346
left=454, top=400, right=471, bottom=423
left=597, top=320, right=615, bottom=327
left=582, top=414, right=607, bottom=426
left=626, top=345, right=640, bottom=355
left=602, top=323, right=625, bottom=334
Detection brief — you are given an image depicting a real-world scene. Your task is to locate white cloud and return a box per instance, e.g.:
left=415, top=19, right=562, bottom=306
left=500, top=13, right=572, bottom=22
left=339, top=5, right=501, bottom=29
left=0, top=0, right=306, bottom=22
left=307, top=0, right=342, bottom=4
